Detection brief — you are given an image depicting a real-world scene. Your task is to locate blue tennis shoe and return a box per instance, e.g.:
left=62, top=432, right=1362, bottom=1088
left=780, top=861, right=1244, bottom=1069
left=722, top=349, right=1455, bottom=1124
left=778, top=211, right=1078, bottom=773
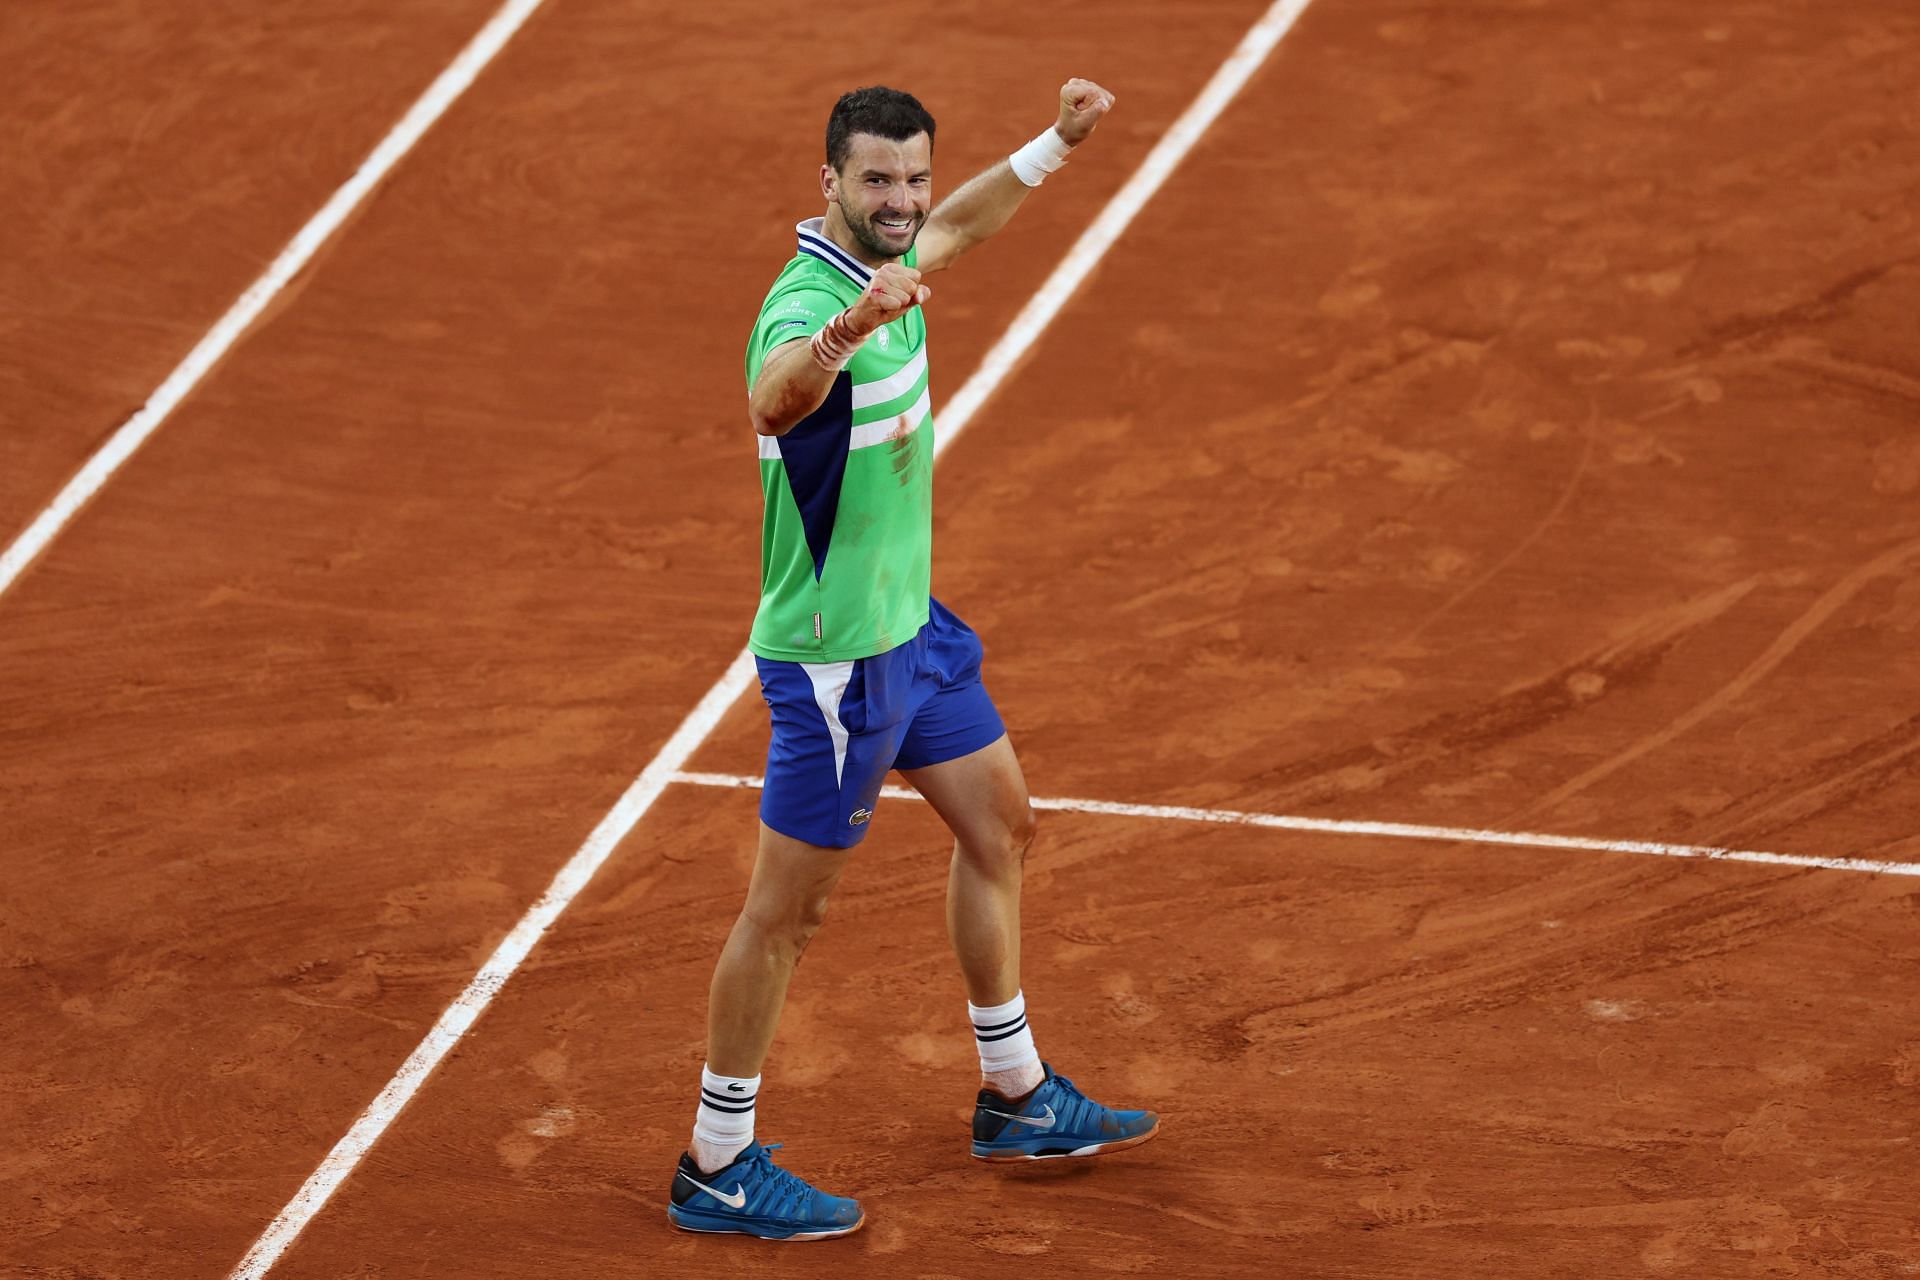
left=668, top=1142, right=864, bottom=1240
left=971, top=1063, right=1160, bottom=1161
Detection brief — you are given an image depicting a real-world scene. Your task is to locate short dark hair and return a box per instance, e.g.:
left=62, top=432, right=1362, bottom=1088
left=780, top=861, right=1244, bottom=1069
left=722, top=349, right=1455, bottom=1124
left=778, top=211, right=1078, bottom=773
left=825, top=86, right=936, bottom=172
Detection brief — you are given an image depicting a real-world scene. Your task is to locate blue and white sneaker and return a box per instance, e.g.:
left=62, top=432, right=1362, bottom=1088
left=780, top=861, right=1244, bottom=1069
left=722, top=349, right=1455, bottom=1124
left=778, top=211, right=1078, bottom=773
left=667, top=1142, right=864, bottom=1240
left=971, top=1063, right=1160, bottom=1161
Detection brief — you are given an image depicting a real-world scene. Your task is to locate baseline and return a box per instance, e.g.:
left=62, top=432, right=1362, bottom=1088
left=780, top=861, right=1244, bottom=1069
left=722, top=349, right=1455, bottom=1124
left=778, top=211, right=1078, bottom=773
left=222, top=2, right=1317, bottom=1276
left=667, top=769, right=1920, bottom=880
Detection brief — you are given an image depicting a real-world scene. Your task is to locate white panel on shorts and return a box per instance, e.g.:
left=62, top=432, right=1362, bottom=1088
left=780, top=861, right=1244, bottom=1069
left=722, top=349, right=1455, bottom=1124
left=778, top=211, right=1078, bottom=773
left=801, top=660, right=855, bottom=786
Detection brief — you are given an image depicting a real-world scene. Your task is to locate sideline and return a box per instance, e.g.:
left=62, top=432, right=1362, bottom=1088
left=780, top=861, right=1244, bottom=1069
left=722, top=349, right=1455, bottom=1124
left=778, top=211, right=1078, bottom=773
left=0, top=0, right=554, bottom=603
left=224, top=2, right=1320, bottom=1275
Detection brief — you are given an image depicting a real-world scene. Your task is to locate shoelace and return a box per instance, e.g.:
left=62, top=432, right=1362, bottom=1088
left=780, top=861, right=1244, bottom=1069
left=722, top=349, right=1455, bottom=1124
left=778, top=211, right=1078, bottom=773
left=739, top=1143, right=813, bottom=1219
left=1039, top=1072, right=1111, bottom=1133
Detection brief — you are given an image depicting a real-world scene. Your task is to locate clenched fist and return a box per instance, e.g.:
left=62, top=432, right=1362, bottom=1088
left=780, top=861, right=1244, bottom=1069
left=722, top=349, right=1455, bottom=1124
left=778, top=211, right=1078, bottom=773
left=848, top=262, right=932, bottom=335
left=1055, top=78, right=1116, bottom=147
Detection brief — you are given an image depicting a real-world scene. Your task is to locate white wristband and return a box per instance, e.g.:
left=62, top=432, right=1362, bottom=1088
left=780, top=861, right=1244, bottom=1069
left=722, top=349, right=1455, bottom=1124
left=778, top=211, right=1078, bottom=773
left=1008, top=127, right=1073, bottom=187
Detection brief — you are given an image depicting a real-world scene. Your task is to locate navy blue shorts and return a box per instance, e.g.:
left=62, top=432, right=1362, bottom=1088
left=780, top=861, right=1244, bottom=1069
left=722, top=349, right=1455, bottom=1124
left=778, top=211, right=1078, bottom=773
left=755, top=598, right=1006, bottom=848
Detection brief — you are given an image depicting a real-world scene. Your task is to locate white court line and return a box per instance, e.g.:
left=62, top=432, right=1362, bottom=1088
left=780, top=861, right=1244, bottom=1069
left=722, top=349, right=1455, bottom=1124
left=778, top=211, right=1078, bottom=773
left=672, top=771, right=1920, bottom=879
left=223, top=2, right=1317, bottom=1275
left=0, top=0, right=553, bottom=605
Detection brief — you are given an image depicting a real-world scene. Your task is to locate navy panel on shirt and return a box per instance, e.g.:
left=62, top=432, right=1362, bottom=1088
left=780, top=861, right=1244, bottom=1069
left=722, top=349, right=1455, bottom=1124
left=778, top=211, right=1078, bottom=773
left=776, top=372, right=854, bottom=580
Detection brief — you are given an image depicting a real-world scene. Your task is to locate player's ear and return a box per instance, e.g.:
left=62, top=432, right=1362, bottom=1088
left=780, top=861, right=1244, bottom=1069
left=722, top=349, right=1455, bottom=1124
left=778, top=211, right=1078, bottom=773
left=820, top=163, right=837, bottom=202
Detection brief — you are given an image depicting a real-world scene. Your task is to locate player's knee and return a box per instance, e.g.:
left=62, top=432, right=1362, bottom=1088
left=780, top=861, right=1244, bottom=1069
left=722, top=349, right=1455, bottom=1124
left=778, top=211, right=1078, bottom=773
left=959, top=804, right=1036, bottom=876
left=793, top=890, right=832, bottom=949
left=1009, top=803, right=1038, bottom=862
left=741, top=891, right=833, bottom=960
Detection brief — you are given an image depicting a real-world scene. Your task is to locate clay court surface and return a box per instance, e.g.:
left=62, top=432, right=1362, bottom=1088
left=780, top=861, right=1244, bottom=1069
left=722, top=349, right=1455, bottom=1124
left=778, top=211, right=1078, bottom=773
left=5, top=0, right=1920, bottom=1275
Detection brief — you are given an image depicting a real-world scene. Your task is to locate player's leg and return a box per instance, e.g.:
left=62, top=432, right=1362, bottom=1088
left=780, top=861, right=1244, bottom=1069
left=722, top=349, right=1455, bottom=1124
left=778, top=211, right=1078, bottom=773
left=895, top=733, right=1038, bottom=1066
left=895, top=601, right=1159, bottom=1162
left=705, top=822, right=855, bottom=1084
left=669, top=654, right=899, bottom=1241
left=667, top=822, right=866, bottom=1240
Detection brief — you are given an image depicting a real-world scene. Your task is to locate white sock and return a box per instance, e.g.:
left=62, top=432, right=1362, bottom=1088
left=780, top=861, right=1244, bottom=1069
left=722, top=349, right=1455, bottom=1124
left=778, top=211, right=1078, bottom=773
left=970, top=991, right=1044, bottom=1098
left=690, top=1064, right=758, bottom=1173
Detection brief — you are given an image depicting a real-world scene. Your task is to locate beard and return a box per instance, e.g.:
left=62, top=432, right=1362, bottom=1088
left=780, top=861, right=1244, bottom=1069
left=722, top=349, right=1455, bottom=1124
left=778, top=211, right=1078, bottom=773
left=842, top=202, right=925, bottom=260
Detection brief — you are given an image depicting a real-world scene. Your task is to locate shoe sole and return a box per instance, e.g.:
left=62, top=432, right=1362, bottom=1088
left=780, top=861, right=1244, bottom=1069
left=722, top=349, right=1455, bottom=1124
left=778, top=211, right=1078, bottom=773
left=666, top=1208, right=865, bottom=1241
left=971, top=1121, right=1160, bottom=1163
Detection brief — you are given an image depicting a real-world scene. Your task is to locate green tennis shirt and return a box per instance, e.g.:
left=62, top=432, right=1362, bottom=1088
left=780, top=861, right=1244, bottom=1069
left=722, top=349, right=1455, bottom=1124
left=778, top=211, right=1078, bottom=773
left=744, top=219, right=934, bottom=662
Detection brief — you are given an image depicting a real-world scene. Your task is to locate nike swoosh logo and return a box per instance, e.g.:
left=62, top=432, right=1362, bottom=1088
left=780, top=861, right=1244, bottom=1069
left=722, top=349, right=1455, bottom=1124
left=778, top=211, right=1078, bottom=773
left=683, top=1173, right=747, bottom=1209
left=981, top=1102, right=1056, bottom=1130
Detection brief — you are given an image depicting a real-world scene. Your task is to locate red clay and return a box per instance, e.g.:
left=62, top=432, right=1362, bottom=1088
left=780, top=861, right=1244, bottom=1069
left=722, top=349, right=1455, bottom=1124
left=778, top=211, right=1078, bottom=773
left=5, top=1, right=1920, bottom=1277
left=0, top=0, right=505, bottom=549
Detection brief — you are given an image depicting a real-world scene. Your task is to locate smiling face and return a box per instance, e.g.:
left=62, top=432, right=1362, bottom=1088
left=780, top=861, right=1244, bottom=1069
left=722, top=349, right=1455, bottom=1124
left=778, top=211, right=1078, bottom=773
left=822, top=131, right=933, bottom=264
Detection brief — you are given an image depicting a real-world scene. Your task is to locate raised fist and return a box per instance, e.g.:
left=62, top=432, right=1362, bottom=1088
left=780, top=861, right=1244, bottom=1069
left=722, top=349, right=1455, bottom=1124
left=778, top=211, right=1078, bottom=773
left=1055, top=78, right=1116, bottom=147
left=849, top=262, right=932, bottom=335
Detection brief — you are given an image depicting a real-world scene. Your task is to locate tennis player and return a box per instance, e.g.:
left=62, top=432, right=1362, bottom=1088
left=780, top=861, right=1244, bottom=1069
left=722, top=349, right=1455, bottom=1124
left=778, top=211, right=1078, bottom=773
left=668, top=80, right=1157, bottom=1241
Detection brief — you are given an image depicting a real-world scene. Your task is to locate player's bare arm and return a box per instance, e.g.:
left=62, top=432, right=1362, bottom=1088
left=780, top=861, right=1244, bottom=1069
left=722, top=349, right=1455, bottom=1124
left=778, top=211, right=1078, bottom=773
left=748, top=262, right=932, bottom=437
left=915, top=78, right=1117, bottom=274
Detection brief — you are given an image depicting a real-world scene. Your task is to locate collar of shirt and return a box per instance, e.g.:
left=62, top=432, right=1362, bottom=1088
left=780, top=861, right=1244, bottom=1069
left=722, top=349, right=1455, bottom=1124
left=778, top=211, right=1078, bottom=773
left=796, top=218, right=875, bottom=287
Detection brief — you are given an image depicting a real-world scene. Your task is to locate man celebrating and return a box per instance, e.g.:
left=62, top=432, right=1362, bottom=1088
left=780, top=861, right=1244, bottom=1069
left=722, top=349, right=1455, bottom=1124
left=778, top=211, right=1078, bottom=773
left=668, top=79, right=1157, bottom=1242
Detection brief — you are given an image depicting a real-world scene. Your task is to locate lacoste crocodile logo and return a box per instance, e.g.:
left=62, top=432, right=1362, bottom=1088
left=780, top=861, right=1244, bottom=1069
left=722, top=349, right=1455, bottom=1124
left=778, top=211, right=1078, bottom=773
left=849, top=808, right=873, bottom=826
